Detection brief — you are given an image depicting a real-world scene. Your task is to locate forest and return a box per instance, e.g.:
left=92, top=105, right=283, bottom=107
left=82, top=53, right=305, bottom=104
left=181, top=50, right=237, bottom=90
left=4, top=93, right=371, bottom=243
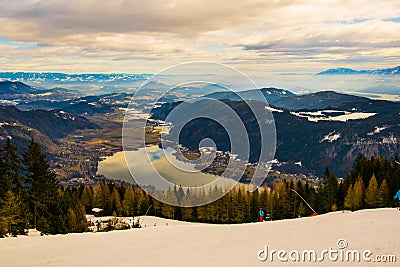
left=1, top=138, right=399, bottom=237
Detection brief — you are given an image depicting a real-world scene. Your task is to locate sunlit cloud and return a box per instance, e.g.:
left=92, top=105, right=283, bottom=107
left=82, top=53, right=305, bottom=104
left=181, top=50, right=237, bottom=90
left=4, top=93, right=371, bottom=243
left=0, top=0, right=399, bottom=73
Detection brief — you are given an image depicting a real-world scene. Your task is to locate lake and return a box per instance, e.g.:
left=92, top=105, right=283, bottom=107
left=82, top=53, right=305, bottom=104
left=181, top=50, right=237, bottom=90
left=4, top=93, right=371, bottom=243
left=97, top=145, right=220, bottom=188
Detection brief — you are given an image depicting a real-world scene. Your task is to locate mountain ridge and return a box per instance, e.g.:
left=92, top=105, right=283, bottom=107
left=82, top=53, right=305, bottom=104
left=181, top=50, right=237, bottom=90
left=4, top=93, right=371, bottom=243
left=0, top=80, right=38, bottom=94
left=151, top=93, right=400, bottom=177
left=0, top=105, right=98, bottom=153
left=204, top=87, right=295, bottom=103
left=317, top=66, right=400, bottom=75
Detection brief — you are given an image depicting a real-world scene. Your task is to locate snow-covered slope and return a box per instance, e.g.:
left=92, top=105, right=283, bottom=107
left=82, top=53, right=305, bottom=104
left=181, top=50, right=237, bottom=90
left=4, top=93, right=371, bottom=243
left=1, top=209, right=399, bottom=266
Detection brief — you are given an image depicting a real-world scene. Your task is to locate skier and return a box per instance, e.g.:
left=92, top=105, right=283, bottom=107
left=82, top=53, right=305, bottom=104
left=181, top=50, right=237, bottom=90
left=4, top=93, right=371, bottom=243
left=259, top=208, right=265, bottom=222
left=394, top=189, right=400, bottom=211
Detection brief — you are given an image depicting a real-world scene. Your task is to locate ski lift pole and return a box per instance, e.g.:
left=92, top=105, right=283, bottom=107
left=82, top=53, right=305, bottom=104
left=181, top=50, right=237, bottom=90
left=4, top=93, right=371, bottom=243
left=290, top=189, right=318, bottom=215
left=144, top=205, right=153, bottom=216
left=139, top=205, right=153, bottom=227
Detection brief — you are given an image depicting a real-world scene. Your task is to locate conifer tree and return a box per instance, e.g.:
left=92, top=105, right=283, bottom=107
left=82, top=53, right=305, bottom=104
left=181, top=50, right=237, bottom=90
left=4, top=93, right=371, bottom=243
left=23, top=139, right=58, bottom=232
left=322, top=168, right=338, bottom=212
left=93, top=182, right=112, bottom=215
left=297, top=202, right=306, bottom=217
left=344, top=184, right=354, bottom=210
left=0, top=138, right=22, bottom=197
left=365, top=174, right=379, bottom=208
left=336, top=181, right=346, bottom=210
left=111, top=188, right=122, bottom=216
left=56, top=214, right=67, bottom=234
left=80, top=185, right=94, bottom=213
left=122, top=186, right=135, bottom=216
left=378, top=179, right=390, bottom=207
left=74, top=202, right=88, bottom=232
left=176, top=185, right=185, bottom=206
left=0, top=190, right=24, bottom=236
left=353, top=176, right=365, bottom=210
left=66, top=207, right=77, bottom=232
left=161, top=202, right=175, bottom=219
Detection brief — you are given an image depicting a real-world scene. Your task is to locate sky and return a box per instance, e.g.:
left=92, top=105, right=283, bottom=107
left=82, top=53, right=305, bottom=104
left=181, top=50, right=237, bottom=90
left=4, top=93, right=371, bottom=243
left=0, top=0, right=399, bottom=75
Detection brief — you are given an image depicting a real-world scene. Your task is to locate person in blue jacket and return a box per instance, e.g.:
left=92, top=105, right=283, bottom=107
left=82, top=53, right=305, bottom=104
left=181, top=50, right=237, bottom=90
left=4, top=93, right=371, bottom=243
left=395, top=190, right=400, bottom=211
left=259, top=208, right=264, bottom=222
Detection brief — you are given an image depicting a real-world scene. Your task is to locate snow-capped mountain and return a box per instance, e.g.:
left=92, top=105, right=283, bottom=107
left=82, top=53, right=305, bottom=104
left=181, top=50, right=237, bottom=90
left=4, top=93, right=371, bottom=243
left=0, top=72, right=152, bottom=84
left=317, top=66, right=400, bottom=75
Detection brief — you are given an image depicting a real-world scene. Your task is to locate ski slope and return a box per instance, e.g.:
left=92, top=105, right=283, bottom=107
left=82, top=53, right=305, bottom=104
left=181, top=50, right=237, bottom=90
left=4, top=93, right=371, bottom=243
left=1, top=209, right=399, bottom=266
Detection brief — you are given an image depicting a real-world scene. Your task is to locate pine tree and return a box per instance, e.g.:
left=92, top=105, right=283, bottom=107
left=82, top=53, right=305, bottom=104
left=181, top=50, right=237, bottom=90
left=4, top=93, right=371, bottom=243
left=344, top=184, right=354, bottom=210
left=378, top=179, right=390, bottom=207
left=47, top=193, right=65, bottom=235
left=111, top=188, right=122, bottom=216
left=297, top=202, right=306, bottom=217
left=352, top=154, right=369, bottom=185
left=161, top=202, right=175, bottom=219
left=0, top=190, right=24, bottom=236
left=0, top=138, right=22, bottom=198
left=56, top=214, right=67, bottom=234
left=74, top=202, right=88, bottom=232
left=365, top=174, right=379, bottom=208
left=175, top=185, right=185, bottom=206
left=66, top=207, right=77, bottom=232
left=322, top=168, right=338, bottom=212
left=93, top=182, right=112, bottom=215
left=23, top=139, right=59, bottom=232
left=80, top=185, right=94, bottom=213
left=337, top=181, right=346, bottom=210
left=0, top=213, right=8, bottom=237
left=353, top=176, right=365, bottom=210
left=122, top=186, right=135, bottom=216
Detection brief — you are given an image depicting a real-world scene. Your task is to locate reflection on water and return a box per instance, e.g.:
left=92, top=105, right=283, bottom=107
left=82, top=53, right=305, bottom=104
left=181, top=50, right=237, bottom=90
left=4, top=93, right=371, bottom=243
left=97, top=146, right=218, bottom=187
left=98, top=146, right=252, bottom=206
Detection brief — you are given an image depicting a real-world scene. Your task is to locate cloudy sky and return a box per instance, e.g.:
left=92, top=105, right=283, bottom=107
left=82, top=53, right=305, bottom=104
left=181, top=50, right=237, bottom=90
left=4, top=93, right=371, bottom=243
left=0, top=0, right=399, bottom=74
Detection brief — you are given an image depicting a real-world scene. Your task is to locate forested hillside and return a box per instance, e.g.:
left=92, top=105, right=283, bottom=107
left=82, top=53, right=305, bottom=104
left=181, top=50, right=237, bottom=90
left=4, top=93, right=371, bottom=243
left=1, top=138, right=399, bottom=237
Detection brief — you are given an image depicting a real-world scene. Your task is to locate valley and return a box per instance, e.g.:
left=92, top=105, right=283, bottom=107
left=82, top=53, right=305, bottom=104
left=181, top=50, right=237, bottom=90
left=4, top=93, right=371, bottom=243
left=1, top=78, right=400, bottom=186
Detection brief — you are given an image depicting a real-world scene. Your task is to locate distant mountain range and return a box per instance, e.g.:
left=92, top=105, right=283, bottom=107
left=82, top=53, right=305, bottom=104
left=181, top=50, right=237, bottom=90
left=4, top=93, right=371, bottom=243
left=204, top=87, right=295, bottom=103
left=0, top=72, right=151, bottom=83
left=0, top=81, right=131, bottom=113
left=0, top=81, right=38, bottom=94
left=317, top=66, right=400, bottom=75
left=0, top=80, right=81, bottom=106
left=205, top=88, right=400, bottom=112
left=0, top=72, right=153, bottom=95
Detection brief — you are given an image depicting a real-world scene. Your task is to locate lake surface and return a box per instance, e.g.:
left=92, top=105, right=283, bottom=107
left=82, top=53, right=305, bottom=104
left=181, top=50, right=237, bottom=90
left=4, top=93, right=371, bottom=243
left=97, top=146, right=220, bottom=187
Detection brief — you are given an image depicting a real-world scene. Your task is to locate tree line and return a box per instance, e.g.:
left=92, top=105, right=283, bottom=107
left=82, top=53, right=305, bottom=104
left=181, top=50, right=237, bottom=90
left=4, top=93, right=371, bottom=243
left=83, top=155, right=400, bottom=223
left=1, top=139, right=400, bottom=237
left=0, top=139, right=87, bottom=236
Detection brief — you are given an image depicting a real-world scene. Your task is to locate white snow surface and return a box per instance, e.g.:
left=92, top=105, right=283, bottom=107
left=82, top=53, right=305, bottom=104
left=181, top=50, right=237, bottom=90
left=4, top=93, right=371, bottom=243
left=321, top=131, right=341, bottom=142
left=290, top=110, right=376, bottom=122
left=35, top=92, right=53, bottom=96
left=368, top=126, right=387, bottom=136
left=265, top=106, right=283, bottom=113
left=1, top=209, right=399, bottom=266
left=0, top=100, right=19, bottom=105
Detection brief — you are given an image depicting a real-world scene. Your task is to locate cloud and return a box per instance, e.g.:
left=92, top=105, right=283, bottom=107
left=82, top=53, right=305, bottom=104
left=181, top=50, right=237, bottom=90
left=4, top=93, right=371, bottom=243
left=0, top=0, right=399, bottom=72
left=0, top=0, right=279, bottom=38
left=236, top=19, right=400, bottom=64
